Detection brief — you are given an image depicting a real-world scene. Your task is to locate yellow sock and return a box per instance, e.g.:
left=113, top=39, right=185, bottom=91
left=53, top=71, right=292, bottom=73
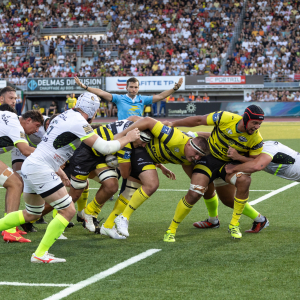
left=3, top=213, right=16, bottom=233
left=204, top=194, right=218, bottom=217
left=35, top=214, right=69, bottom=257
left=104, top=194, right=129, bottom=229
left=84, top=197, right=102, bottom=217
left=169, top=197, right=194, bottom=234
left=52, top=209, right=58, bottom=219
left=122, top=187, right=149, bottom=220
left=242, top=202, right=259, bottom=219
left=77, top=187, right=89, bottom=212
left=0, top=211, right=25, bottom=231
left=230, top=197, right=248, bottom=226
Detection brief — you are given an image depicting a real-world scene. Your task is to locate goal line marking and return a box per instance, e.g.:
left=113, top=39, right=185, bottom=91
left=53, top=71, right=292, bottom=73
left=43, top=249, right=161, bottom=300
left=249, top=182, right=299, bottom=205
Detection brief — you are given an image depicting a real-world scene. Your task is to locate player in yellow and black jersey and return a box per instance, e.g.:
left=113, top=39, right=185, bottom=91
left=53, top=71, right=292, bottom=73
left=103, top=117, right=210, bottom=238
left=67, top=118, right=154, bottom=236
left=159, top=104, right=265, bottom=242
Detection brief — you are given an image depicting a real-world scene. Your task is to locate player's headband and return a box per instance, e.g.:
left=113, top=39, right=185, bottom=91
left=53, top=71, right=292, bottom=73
left=190, top=139, right=206, bottom=156
left=140, top=131, right=152, bottom=143
left=243, top=106, right=264, bottom=130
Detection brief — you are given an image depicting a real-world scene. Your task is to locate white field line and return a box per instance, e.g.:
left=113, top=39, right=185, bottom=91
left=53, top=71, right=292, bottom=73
left=249, top=182, right=299, bottom=205
left=0, top=282, right=72, bottom=287
left=43, top=249, right=161, bottom=300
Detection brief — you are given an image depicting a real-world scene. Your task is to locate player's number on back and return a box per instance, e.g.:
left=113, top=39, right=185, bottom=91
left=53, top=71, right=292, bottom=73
left=47, top=126, right=54, bottom=135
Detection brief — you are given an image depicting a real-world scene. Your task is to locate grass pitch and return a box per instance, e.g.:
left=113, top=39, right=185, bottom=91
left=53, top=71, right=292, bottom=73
left=0, top=123, right=299, bottom=300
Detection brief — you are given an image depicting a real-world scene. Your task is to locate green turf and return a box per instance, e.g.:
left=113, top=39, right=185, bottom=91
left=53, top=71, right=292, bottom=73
left=0, top=126, right=299, bottom=300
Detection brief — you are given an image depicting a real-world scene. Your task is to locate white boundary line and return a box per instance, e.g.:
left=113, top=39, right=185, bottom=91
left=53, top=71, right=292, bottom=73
left=249, top=182, right=299, bottom=205
left=0, top=282, right=72, bottom=287
left=43, top=249, right=161, bottom=300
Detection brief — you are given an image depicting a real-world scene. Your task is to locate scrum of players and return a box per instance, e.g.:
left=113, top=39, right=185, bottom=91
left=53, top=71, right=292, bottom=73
left=0, top=86, right=299, bottom=263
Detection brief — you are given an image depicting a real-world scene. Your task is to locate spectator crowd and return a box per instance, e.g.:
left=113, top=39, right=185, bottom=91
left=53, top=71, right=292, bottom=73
left=244, top=90, right=300, bottom=102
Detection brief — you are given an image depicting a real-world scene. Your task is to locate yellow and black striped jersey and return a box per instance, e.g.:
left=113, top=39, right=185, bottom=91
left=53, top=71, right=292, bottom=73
left=93, top=124, right=132, bottom=164
left=146, top=121, right=192, bottom=165
left=206, top=111, right=263, bottom=162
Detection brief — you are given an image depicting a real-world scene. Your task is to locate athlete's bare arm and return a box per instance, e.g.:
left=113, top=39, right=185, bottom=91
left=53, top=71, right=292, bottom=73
left=16, top=142, right=35, bottom=156
left=114, top=117, right=157, bottom=139
left=164, top=115, right=209, bottom=128
left=226, top=153, right=272, bottom=174
left=83, top=129, right=140, bottom=154
left=196, top=132, right=211, bottom=139
left=156, top=164, right=176, bottom=180
left=127, top=115, right=142, bottom=122
left=74, top=77, right=113, bottom=101
left=152, top=78, right=184, bottom=103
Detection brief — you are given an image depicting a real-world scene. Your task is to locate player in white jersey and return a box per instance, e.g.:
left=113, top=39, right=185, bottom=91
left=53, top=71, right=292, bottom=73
left=225, top=141, right=300, bottom=181
left=0, top=105, right=44, bottom=242
left=0, top=92, right=140, bottom=263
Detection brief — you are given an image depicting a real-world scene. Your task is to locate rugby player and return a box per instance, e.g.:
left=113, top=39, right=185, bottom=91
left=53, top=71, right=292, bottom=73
left=68, top=117, right=156, bottom=237
left=0, top=105, right=44, bottom=243
left=0, top=92, right=140, bottom=263
left=104, top=116, right=210, bottom=237
left=0, top=86, right=17, bottom=107
left=161, top=105, right=265, bottom=241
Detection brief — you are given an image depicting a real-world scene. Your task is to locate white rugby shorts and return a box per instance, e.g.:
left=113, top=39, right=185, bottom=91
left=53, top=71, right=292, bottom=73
left=21, top=160, right=64, bottom=197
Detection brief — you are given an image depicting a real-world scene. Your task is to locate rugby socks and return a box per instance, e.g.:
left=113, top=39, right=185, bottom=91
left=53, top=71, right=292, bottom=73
left=52, top=209, right=58, bottom=219
left=77, top=187, right=89, bottom=213
left=35, top=214, right=69, bottom=257
left=104, top=194, right=129, bottom=229
left=169, top=197, right=194, bottom=234
left=203, top=194, right=219, bottom=224
left=84, top=197, right=102, bottom=218
left=3, top=213, right=17, bottom=233
left=0, top=211, right=25, bottom=231
left=122, top=187, right=149, bottom=220
left=242, top=203, right=260, bottom=220
left=230, top=197, right=248, bottom=226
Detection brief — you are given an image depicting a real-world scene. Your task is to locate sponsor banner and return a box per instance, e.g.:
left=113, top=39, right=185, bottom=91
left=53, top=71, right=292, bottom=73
left=27, top=78, right=102, bottom=91
left=221, top=102, right=300, bottom=117
left=185, top=75, right=264, bottom=89
left=106, top=76, right=185, bottom=92
left=166, top=102, right=221, bottom=117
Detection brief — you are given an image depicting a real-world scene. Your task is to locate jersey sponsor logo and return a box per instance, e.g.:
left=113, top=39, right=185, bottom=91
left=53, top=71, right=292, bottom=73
left=253, top=141, right=263, bottom=150
left=174, top=147, right=180, bottom=153
left=123, top=151, right=131, bottom=159
left=137, top=158, right=143, bottom=161
left=59, top=112, right=67, bottom=121
left=212, top=112, right=220, bottom=123
left=238, top=136, right=248, bottom=142
left=161, top=125, right=171, bottom=135
left=226, top=128, right=233, bottom=135
left=1, top=114, right=11, bottom=125
left=83, top=124, right=93, bottom=134
left=20, top=132, right=26, bottom=139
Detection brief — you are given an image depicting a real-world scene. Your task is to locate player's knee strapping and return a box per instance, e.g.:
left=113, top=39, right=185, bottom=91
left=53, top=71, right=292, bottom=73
left=25, top=203, right=45, bottom=215
left=229, top=172, right=250, bottom=185
left=189, top=184, right=207, bottom=195
left=71, top=178, right=87, bottom=190
left=122, top=180, right=141, bottom=200
left=98, top=168, right=118, bottom=183
left=50, top=195, right=72, bottom=210
left=0, top=167, right=14, bottom=186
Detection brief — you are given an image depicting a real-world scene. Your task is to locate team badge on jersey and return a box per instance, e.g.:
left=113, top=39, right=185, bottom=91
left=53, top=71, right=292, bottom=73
left=20, top=132, right=25, bottom=139
left=226, top=128, right=233, bottom=135
left=238, top=136, right=248, bottom=142
left=161, top=125, right=171, bottom=135
left=123, top=151, right=131, bottom=159
left=174, top=147, right=180, bottom=153
left=82, top=124, right=93, bottom=134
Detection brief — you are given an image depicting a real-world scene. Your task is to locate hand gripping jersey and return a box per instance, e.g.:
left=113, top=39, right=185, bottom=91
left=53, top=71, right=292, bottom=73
left=262, top=141, right=300, bottom=181
left=0, top=110, right=28, bottom=154
left=207, top=111, right=263, bottom=162
left=145, top=121, right=192, bottom=165
left=26, top=109, right=95, bottom=171
left=92, top=119, right=133, bottom=163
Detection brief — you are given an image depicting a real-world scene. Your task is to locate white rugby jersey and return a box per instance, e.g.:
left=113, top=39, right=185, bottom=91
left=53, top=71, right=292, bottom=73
left=105, top=119, right=133, bottom=135
left=0, top=110, right=27, bottom=154
left=26, top=109, right=95, bottom=171
left=26, top=115, right=48, bottom=148
left=262, top=141, right=300, bottom=181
